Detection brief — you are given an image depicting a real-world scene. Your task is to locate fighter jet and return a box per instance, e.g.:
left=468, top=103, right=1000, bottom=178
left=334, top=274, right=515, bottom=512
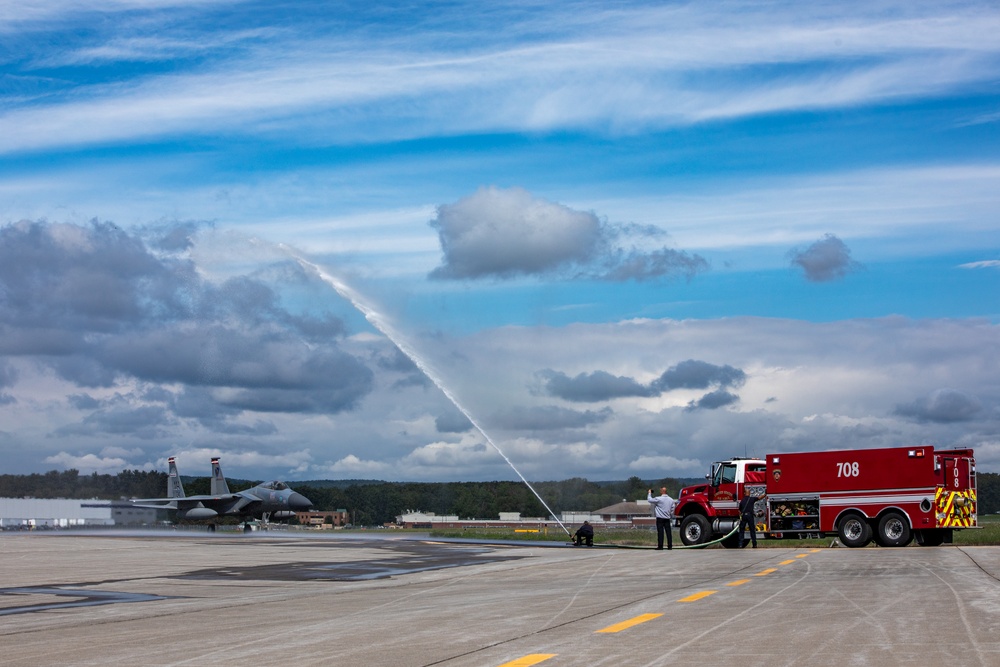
left=131, top=457, right=313, bottom=531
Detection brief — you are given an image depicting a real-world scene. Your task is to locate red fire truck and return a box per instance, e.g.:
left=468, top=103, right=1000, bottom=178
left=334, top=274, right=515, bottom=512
left=673, top=445, right=977, bottom=548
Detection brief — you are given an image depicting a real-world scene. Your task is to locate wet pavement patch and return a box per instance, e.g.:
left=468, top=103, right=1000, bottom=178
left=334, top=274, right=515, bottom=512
left=181, top=542, right=526, bottom=582
left=0, top=587, right=168, bottom=616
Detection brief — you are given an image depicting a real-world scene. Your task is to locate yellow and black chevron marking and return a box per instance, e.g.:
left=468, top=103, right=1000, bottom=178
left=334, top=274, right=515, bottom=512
left=935, top=487, right=977, bottom=527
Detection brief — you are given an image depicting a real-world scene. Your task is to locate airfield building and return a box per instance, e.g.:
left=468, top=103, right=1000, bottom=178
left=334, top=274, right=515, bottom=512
left=0, top=498, right=158, bottom=529
left=392, top=499, right=655, bottom=529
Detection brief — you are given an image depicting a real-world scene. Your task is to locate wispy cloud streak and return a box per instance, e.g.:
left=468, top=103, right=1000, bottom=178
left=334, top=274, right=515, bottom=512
left=3, top=1, right=1000, bottom=153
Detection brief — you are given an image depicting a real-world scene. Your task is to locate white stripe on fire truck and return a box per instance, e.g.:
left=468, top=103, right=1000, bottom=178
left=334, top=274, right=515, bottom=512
left=770, top=488, right=942, bottom=500
left=820, top=494, right=932, bottom=506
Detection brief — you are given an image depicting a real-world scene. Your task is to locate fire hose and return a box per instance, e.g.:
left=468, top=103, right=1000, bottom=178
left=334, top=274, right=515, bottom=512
left=570, top=521, right=743, bottom=550
left=670, top=521, right=741, bottom=549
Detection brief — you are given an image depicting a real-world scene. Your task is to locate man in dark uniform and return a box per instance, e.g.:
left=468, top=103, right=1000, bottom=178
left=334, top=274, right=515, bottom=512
left=573, top=520, right=594, bottom=547
left=737, top=491, right=765, bottom=548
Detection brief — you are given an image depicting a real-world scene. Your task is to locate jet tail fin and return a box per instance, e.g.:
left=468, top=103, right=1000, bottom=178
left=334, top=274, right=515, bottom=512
left=211, top=457, right=231, bottom=495
left=167, top=457, right=185, bottom=498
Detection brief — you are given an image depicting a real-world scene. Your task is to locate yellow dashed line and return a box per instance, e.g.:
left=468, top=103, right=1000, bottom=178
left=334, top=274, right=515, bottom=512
left=678, top=590, right=717, bottom=602
left=596, top=613, right=663, bottom=633
left=505, top=546, right=828, bottom=663
left=497, top=655, right=557, bottom=667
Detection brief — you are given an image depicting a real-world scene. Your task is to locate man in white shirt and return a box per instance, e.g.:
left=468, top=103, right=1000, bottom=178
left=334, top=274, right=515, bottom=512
left=647, top=487, right=677, bottom=550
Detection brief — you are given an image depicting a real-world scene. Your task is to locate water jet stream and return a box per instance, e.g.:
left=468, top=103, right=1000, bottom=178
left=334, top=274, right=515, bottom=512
left=283, top=247, right=570, bottom=537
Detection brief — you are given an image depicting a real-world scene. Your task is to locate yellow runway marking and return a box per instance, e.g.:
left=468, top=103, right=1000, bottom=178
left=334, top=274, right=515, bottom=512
left=755, top=568, right=777, bottom=576
left=596, top=613, right=663, bottom=633
left=779, top=559, right=796, bottom=565
left=727, top=579, right=751, bottom=586
left=809, top=549, right=821, bottom=553
left=678, top=590, right=717, bottom=602
left=497, top=654, right=557, bottom=667
left=795, top=554, right=809, bottom=558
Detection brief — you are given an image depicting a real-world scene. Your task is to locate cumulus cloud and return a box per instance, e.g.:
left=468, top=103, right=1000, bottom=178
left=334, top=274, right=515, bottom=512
left=893, top=388, right=983, bottom=423
left=429, top=186, right=707, bottom=282
left=685, top=389, right=740, bottom=411
left=490, top=405, right=613, bottom=431
left=789, top=233, right=863, bottom=282
left=538, top=369, right=654, bottom=402
left=402, top=438, right=495, bottom=470
left=435, top=411, right=474, bottom=434
left=42, top=451, right=134, bottom=475
left=540, top=360, right=745, bottom=409
left=0, top=361, right=16, bottom=405
left=328, top=454, right=391, bottom=475
left=177, top=447, right=314, bottom=470
left=651, top=359, right=746, bottom=392
left=0, top=219, right=375, bottom=441
left=67, top=393, right=101, bottom=410
left=627, top=455, right=704, bottom=475
left=0, top=361, right=19, bottom=388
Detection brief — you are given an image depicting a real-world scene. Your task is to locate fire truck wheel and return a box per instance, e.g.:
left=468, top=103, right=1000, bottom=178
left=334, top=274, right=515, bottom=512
left=680, top=514, right=711, bottom=545
left=875, top=511, right=912, bottom=547
left=837, top=514, right=872, bottom=548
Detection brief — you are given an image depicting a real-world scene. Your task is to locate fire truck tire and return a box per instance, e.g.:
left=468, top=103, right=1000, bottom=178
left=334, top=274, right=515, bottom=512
left=874, top=511, right=912, bottom=547
left=914, top=529, right=946, bottom=547
left=837, top=514, right=872, bottom=548
left=680, top=514, right=712, bottom=546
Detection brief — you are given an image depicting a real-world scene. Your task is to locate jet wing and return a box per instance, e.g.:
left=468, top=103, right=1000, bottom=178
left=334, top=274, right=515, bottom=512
left=130, top=494, right=241, bottom=511
left=229, top=494, right=262, bottom=513
left=129, top=498, right=179, bottom=509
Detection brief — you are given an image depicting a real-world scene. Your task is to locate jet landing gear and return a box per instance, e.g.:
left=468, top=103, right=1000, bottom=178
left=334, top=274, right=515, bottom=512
left=242, top=514, right=273, bottom=533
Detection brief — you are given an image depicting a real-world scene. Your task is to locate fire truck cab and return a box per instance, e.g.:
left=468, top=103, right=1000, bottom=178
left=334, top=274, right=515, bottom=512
left=675, top=457, right=767, bottom=548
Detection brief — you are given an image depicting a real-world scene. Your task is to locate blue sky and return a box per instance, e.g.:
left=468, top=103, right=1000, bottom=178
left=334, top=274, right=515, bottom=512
left=1, top=0, right=999, bottom=484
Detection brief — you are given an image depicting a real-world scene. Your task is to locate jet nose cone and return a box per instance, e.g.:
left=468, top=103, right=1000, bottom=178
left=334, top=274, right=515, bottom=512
left=289, top=492, right=313, bottom=511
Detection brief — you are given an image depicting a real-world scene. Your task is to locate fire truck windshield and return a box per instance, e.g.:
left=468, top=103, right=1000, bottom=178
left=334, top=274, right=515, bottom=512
left=713, top=463, right=737, bottom=486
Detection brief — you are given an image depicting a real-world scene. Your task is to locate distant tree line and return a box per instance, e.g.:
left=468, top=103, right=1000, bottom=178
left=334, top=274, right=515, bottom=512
left=977, top=472, right=1000, bottom=514
left=290, top=475, right=691, bottom=525
left=3, top=469, right=997, bottom=527
left=0, top=469, right=166, bottom=500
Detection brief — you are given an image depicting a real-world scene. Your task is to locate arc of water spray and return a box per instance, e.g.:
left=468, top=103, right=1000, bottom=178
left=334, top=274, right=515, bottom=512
left=281, top=246, right=571, bottom=537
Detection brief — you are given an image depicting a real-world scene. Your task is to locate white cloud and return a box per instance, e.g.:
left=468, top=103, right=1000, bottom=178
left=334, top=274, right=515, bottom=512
left=327, top=454, right=390, bottom=475
left=628, top=455, right=703, bottom=477
left=4, top=3, right=1000, bottom=152
left=43, top=452, right=133, bottom=475
left=10, top=312, right=1000, bottom=480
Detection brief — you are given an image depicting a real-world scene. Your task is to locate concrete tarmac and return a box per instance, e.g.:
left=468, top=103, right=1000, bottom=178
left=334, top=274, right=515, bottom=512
left=2, top=531, right=999, bottom=666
